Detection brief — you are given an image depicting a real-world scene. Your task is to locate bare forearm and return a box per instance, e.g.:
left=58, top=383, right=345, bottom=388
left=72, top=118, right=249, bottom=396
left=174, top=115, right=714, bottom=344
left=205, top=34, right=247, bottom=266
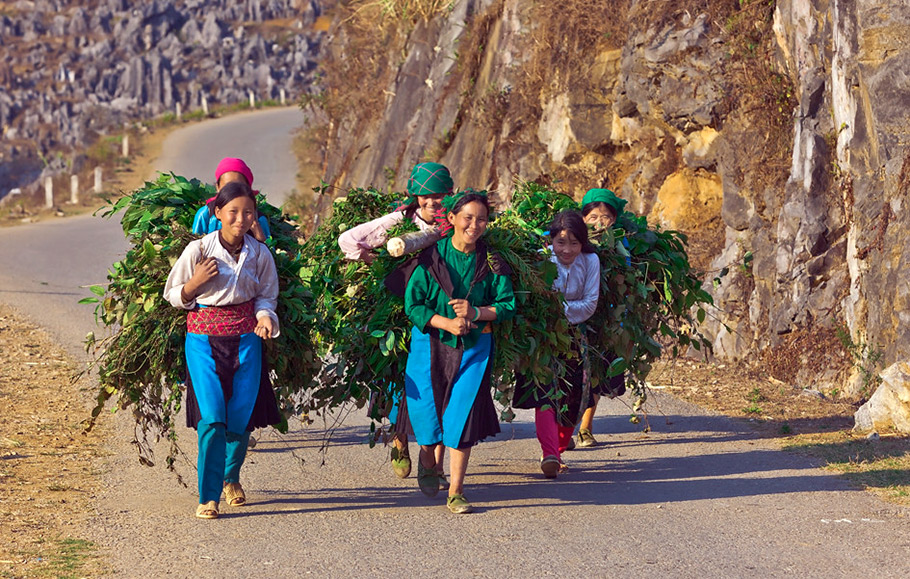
left=429, top=314, right=453, bottom=332
left=473, top=305, right=497, bottom=322
left=180, top=281, right=200, bottom=304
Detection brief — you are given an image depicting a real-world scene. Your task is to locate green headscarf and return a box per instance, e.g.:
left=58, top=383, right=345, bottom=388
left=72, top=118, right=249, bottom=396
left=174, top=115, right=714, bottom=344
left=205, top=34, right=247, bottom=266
left=581, top=188, right=627, bottom=217
left=406, top=162, right=454, bottom=202
left=438, top=188, right=489, bottom=236
left=440, top=187, right=488, bottom=213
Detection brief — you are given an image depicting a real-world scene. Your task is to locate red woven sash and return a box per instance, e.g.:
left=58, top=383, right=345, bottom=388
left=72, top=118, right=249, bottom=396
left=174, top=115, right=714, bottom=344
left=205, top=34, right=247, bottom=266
left=187, top=302, right=257, bottom=336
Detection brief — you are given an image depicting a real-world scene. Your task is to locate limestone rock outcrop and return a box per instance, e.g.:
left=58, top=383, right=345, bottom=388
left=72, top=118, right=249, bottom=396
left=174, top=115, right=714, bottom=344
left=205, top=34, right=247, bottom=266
left=316, top=0, right=910, bottom=424
left=854, top=362, right=910, bottom=433
left=1, top=0, right=325, bottom=199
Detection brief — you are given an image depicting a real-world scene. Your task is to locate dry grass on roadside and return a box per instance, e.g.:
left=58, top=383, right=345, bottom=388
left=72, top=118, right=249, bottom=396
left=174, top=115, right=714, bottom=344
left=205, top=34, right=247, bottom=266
left=783, top=432, right=910, bottom=506
left=650, top=357, right=858, bottom=436
left=0, top=304, right=109, bottom=578
left=653, top=356, right=910, bottom=507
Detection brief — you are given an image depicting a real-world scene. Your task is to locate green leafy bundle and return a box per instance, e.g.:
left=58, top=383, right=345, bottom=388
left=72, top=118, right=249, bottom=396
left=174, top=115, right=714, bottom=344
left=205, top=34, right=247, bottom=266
left=504, top=182, right=715, bottom=417
left=297, top=189, right=419, bottom=439
left=82, top=173, right=321, bottom=467
left=83, top=175, right=712, bottom=466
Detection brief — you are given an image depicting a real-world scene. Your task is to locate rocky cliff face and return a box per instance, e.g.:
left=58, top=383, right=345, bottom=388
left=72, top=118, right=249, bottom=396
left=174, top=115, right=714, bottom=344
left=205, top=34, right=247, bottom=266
left=317, top=0, right=910, bottom=397
left=0, top=0, right=325, bottom=199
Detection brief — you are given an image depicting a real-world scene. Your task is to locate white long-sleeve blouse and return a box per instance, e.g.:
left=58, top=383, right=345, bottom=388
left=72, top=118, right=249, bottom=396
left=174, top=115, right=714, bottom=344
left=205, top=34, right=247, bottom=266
left=163, top=232, right=280, bottom=337
left=337, top=209, right=437, bottom=261
left=549, top=250, right=601, bottom=325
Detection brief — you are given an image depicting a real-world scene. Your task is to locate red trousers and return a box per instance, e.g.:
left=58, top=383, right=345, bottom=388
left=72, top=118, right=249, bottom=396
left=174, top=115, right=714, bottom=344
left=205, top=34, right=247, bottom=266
left=535, top=408, right=574, bottom=460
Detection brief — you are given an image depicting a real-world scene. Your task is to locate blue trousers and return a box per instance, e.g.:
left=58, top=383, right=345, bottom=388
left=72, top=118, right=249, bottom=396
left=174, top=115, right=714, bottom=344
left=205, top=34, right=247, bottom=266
left=185, top=331, right=261, bottom=503
left=197, top=424, right=250, bottom=503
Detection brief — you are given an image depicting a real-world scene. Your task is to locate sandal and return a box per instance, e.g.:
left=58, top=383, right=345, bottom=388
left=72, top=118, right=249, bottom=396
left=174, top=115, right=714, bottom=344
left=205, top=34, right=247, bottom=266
left=390, top=446, right=412, bottom=479
left=195, top=500, right=219, bottom=519
left=416, top=460, right=440, bottom=497
left=446, top=494, right=474, bottom=514
left=223, top=482, right=246, bottom=507
left=437, top=471, right=450, bottom=491
left=540, top=455, right=560, bottom=479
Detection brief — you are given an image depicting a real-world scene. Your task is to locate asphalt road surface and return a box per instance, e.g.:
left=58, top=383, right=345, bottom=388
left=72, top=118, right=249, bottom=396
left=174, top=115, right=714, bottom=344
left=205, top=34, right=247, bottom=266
left=0, top=108, right=907, bottom=578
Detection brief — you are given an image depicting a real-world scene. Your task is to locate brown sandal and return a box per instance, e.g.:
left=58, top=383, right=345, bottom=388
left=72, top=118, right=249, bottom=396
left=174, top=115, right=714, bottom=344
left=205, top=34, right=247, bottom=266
left=223, top=482, right=246, bottom=507
left=195, top=500, right=219, bottom=519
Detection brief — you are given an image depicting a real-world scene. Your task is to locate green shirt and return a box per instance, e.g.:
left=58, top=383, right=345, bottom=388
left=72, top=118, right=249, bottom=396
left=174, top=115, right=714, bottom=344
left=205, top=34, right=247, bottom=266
left=404, top=237, right=516, bottom=349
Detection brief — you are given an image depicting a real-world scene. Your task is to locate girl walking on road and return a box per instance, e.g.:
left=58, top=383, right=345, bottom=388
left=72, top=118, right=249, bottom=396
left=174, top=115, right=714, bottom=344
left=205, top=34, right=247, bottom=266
left=164, top=181, right=281, bottom=520
left=339, top=162, right=453, bottom=483
left=387, top=190, right=515, bottom=513
left=572, top=188, right=629, bottom=449
left=513, top=210, right=600, bottom=477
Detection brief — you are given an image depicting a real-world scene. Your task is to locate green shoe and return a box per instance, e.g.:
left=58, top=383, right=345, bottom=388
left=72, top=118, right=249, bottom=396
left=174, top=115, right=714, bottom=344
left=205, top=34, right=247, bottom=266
left=577, top=429, right=598, bottom=448
left=417, top=462, right=440, bottom=497
left=437, top=472, right=450, bottom=491
left=446, top=494, right=474, bottom=514
left=390, top=446, right=411, bottom=479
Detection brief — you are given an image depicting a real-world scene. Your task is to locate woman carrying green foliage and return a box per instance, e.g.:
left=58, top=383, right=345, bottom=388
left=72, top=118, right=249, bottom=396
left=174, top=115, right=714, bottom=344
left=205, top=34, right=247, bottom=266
left=386, top=190, right=515, bottom=514
left=192, top=157, right=271, bottom=452
left=573, top=188, right=629, bottom=449
left=163, top=181, right=280, bottom=520
left=513, top=210, right=601, bottom=478
left=339, top=162, right=453, bottom=482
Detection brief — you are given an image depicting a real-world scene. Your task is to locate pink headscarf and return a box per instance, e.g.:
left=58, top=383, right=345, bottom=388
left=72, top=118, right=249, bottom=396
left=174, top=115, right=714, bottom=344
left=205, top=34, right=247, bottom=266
left=215, top=157, right=254, bottom=188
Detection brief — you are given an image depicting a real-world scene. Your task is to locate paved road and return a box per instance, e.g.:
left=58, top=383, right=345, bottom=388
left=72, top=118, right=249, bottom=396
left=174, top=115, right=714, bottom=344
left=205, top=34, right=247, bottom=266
left=1, top=109, right=908, bottom=578
left=0, top=107, right=304, bottom=353
left=153, top=107, right=303, bottom=208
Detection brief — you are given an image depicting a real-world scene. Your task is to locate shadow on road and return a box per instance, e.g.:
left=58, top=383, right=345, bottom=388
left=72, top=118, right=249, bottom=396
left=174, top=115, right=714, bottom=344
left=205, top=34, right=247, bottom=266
left=236, top=410, right=859, bottom=516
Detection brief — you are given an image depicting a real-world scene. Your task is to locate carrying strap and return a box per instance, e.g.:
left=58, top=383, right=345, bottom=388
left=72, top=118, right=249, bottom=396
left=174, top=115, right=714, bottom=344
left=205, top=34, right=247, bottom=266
left=384, top=240, right=512, bottom=299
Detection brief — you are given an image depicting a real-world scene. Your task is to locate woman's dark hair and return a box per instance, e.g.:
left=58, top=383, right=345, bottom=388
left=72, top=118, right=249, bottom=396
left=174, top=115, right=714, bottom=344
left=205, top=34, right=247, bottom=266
left=581, top=200, right=617, bottom=221
left=450, top=192, right=491, bottom=216
left=549, top=210, right=596, bottom=253
left=209, top=181, right=255, bottom=212
left=401, top=199, right=420, bottom=220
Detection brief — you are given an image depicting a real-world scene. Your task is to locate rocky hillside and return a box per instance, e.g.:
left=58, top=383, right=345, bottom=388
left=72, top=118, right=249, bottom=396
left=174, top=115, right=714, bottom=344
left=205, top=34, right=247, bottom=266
left=0, top=0, right=326, bottom=199
left=312, top=0, right=910, bottom=399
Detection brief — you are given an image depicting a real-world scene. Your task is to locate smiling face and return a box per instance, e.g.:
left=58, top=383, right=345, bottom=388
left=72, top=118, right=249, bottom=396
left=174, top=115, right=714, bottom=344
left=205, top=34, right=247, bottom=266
left=552, top=229, right=583, bottom=265
left=583, top=204, right=617, bottom=232
left=417, top=193, right=446, bottom=223
left=448, top=200, right=489, bottom=248
left=214, top=195, right=257, bottom=242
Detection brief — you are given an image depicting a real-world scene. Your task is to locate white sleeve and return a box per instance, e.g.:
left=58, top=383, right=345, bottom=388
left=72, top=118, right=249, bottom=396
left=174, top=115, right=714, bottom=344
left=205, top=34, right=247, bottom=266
left=564, top=253, right=600, bottom=324
left=253, top=244, right=281, bottom=337
left=337, top=211, right=405, bottom=260
left=163, top=240, right=202, bottom=310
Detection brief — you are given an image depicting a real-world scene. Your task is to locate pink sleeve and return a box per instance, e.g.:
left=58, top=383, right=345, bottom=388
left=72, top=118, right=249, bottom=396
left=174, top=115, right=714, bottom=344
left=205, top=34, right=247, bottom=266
left=337, top=211, right=405, bottom=261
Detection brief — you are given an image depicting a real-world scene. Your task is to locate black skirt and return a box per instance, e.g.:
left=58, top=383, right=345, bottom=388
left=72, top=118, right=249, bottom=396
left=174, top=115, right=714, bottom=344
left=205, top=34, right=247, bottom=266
left=185, top=345, right=282, bottom=431
left=512, top=347, right=593, bottom=427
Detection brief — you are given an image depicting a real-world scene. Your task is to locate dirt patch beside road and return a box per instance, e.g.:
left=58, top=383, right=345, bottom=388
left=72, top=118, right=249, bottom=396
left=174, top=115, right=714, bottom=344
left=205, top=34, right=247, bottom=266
left=0, top=303, right=108, bottom=578
left=649, top=357, right=858, bottom=435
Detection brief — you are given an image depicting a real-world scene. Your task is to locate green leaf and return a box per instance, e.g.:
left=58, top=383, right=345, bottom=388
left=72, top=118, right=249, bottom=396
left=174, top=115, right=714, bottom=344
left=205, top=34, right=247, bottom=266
left=385, top=331, right=396, bottom=353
